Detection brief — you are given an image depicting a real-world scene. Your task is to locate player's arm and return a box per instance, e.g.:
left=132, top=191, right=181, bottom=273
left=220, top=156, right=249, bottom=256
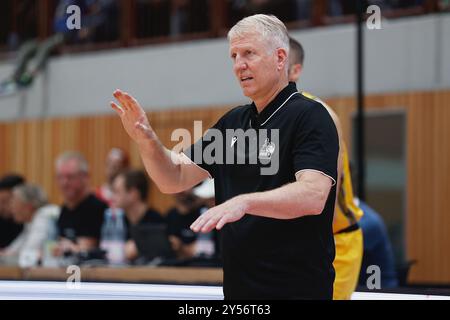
left=110, top=90, right=209, bottom=194
left=322, top=105, right=344, bottom=218
left=191, top=170, right=333, bottom=233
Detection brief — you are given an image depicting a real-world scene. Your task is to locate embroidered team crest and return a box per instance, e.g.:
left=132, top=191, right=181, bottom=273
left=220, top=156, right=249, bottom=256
left=259, top=138, right=276, bottom=160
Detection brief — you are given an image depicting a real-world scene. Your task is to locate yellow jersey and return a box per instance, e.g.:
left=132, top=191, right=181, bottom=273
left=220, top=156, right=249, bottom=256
left=300, top=91, right=363, bottom=233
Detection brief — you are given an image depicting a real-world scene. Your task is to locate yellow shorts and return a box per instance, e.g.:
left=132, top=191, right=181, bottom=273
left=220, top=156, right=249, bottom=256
left=333, top=228, right=363, bottom=300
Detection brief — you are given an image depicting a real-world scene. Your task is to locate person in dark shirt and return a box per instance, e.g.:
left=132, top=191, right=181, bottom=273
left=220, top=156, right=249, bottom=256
left=111, top=169, right=164, bottom=262
left=0, top=175, right=25, bottom=249
left=166, top=188, right=202, bottom=260
left=111, top=14, right=339, bottom=299
left=55, top=151, right=107, bottom=255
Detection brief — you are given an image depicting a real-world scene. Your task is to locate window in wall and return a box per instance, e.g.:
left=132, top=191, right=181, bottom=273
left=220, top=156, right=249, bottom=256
left=352, top=109, right=407, bottom=266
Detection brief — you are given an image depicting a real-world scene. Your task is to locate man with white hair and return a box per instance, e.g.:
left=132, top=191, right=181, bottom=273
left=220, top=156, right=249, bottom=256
left=0, top=184, right=59, bottom=267
left=55, top=151, right=107, bottom=255
left=111, top=14, right=339, bottom=299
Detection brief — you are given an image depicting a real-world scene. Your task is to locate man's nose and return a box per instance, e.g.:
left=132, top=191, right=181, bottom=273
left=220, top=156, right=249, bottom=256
left=234, top=57, right=248, bottom=71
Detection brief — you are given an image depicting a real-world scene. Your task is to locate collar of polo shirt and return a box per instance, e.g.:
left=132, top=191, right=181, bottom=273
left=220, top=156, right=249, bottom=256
left=249, top=82, right=299, bottom=128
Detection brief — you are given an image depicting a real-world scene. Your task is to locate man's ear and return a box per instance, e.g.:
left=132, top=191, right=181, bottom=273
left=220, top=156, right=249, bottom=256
left=292, top=63, right=303, bottom=80
left=276, top=47, right=288, bottom=71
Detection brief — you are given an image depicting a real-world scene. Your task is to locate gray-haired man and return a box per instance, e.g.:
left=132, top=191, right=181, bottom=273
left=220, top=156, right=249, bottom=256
left=111, top=14, right=339, bottom=299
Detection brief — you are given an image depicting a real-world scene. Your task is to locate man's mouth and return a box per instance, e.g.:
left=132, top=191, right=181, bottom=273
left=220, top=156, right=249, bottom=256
left=241, top=76, right=253, bottom=82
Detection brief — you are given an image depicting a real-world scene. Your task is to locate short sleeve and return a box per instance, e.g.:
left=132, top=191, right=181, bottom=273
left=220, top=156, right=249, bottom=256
left=183, top=117, right=225, bottom=179
left=292, top=104, right=339, bottom=185
left=77, top=201, right=106, bottom=239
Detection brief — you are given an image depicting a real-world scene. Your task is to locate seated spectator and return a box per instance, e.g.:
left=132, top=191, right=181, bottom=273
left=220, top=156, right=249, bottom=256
left=327, top=0, right=343, bottom=17
left=83, top=0, right=120, bottom=43
left=0, top=184, right=60, bottom=267
left=326, top=0, right=369, bottom=16
left=136, top=0, right=171, bottom=38
left=0, top=174, right=25, bottom=249
left=170, top=0, right=190, bottom=37
left=0, top=0, right=119, bottom=96
left=368, top=0, right=393, bottom=10
left=96, top=147, right=130, bottom=206
left=55, top=151, right=107, bottom=256
left=293, top=0, right=313, bottom=20
left=170, top=0, right=210, bottom=37
left=166, top=187, right=202, bottom=260
left=111, top=169, right=164, bottom=262
left=357, top=198, right=399, bottom=289
left=229, top=0, right=296, bottom=25
left=5, top=0, right=38, bottom=51
left=439, top=0, right=450, bottom=10
left=391, top=0, right=424, bottom=9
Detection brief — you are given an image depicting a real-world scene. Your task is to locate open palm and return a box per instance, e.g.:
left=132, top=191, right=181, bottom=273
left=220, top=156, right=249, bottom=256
left=110, top=89, right=156, bottom=143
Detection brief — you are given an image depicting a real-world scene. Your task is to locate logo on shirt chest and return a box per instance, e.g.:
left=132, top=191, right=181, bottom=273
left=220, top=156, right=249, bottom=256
left=231, top=136, right=238, bottom=148
left=258, top=138, right=276, bottom=160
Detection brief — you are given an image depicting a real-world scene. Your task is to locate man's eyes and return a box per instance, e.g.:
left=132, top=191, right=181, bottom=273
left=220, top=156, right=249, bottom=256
left=230, top=51, right=255, bottom=59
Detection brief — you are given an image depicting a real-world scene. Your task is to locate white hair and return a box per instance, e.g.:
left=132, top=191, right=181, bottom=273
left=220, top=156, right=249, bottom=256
left=55, top=151, right=89, bottom=173
left=228, top=14, right=290, bottom=56
left=13, top=184, right=48, bottom=210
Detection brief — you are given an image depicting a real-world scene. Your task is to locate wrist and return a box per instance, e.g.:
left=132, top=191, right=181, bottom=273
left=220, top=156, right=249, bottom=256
left=238, top=193, right=252, bottom=214
left=136, top=137, right=160, bottom=150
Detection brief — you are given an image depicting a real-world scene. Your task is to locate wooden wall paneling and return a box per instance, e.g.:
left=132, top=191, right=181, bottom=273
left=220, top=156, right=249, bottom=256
left=0, top=91, right=449, bottom=284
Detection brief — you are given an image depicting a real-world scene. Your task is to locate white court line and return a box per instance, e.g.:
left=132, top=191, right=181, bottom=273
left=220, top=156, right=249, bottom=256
left=0, top=281, right=449, bottom=300
left=0, top=281, right=223, bottom=300
left=351, top=291, right=450, bottom=300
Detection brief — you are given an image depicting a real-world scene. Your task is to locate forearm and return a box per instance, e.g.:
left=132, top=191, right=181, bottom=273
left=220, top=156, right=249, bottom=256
left=136, top=138, right=182, bottom=193
left=241, top=181, right=330, bottom=220
left=111, top=90, right=209, bottom=193
left=136, top=138, right=207, bottom=194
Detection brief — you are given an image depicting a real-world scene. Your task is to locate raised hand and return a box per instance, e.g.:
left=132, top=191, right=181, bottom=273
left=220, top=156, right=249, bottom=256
left=111, top=89, right=156, bottom=143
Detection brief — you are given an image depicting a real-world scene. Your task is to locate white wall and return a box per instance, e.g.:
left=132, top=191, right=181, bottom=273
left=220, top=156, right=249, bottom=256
left=0, top=13, right=449, bottom=121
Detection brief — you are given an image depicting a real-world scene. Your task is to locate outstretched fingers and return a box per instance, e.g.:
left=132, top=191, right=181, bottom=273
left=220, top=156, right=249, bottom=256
left=216, top=216, right=230, bottom=230
left=110, top=101, right=124, bottom=115
left=113, top=90, right=127, bottom=111
left=191, top=210, right=223, bottom=233
left=200, top=213, right=222, bottom=233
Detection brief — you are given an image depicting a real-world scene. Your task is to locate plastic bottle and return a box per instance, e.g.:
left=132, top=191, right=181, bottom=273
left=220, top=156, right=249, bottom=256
left=100, top=208, right=126, bottom=265
left=42, top=215, right=60, bottom=267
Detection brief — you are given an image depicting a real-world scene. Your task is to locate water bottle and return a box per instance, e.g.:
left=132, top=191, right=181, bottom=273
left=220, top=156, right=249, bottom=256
left=100, top=208, right=126, bottom=265
left=42, top=215, right=60, bottom=267
left=195, top=207, right=215, bottom=258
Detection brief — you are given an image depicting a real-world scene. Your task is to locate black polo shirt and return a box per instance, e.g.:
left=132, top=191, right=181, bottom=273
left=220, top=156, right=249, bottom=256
left=184, top=82, right=339, bottom=299
left=58, top=194, right=107, bottom=242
